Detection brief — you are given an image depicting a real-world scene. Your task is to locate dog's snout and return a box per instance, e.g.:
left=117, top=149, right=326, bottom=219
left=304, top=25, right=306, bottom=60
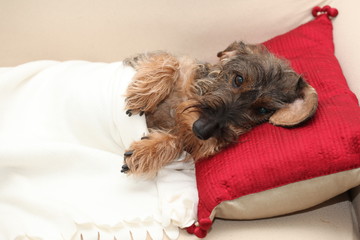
left=192, top=118, right=219, bottom=140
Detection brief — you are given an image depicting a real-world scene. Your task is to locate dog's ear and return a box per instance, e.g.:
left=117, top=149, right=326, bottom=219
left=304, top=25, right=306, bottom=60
left=217, top=41, right=267, bottom=61
left=269, top=78, right=318, bottom=127
left=217, top=41, right=244, bottom=61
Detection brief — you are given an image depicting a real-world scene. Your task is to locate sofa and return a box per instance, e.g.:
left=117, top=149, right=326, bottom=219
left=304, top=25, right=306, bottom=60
left=0, top=0, right=359, bottom=239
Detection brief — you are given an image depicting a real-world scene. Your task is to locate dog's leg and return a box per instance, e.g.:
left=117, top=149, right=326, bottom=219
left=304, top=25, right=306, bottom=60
left=122, top=130, right=183, bottom=177
left=124, top=52, right=180, bottom=116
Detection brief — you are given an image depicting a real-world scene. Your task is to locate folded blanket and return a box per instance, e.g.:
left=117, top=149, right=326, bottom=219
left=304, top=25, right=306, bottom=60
left=0, top=61, right=198, bottom=240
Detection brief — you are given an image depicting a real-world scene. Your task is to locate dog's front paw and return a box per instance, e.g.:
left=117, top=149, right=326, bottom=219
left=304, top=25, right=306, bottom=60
left=121, top=163, right=130, bottom=173
left=121, top=132, right=181, bottom=177
left=125, top=109, right=145, bottom=117
left=121, top=137, right=159, bottom=177
left=120, top=151, right=133, bottom=173
left=125, top=90, right=153, bottom=117
left=122, top=149, right=155, bottom=177
left=125, top=52, right=179, bottom=117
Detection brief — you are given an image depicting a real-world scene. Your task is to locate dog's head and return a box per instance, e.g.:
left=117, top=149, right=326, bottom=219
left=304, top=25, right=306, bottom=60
left=191, top=41, right=318, bottom=143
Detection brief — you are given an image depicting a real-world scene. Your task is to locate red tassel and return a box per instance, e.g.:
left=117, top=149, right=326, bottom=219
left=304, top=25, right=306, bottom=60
left=312, top=6, right=322, bottom=17
left=312, top=6, right=338, bottom=18
left=328, top=8, right=339, bottom=17
left=194, top=227, right=208, bottom=238
left=187, top=218, right=212, bottom=237
left=322, top=5, right=331, bottom=12
left=186, top=224, right=196, bottom=234
left=198, top=218, right=212, bottom=230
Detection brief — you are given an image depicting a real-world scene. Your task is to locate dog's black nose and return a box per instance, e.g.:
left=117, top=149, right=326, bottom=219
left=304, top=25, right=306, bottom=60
left=192, top=118, right=219, bottom=140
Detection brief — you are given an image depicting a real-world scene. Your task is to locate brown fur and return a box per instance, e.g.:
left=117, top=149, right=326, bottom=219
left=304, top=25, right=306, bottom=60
left=122, top=42, right=318, bottom=177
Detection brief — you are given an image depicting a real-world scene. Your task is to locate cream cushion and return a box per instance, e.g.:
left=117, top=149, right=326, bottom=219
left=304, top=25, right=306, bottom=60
left=0, top=0, right=358, bottom=100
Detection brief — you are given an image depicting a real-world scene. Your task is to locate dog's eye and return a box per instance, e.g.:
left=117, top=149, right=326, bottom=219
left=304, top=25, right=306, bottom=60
left=232, top=75, right=244, bottom=88
left=258, top=107, right=272, bottom=115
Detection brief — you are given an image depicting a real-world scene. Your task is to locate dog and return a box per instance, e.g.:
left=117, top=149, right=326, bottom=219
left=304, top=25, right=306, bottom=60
left=121, top=41, right=318, bottom=177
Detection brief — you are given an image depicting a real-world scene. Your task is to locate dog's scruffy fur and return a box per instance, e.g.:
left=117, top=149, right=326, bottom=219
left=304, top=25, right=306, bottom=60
left=121, top=41, right=318, bottom=177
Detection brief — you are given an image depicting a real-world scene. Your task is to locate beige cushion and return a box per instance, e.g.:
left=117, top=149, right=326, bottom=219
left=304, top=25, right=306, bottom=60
left=174, top=193, right=359, bottom=240
left=0, top=0, right=317, bottom=64
left=333, top=0, right=360, bottom=100
left=0, top=0, right=358, bottom=99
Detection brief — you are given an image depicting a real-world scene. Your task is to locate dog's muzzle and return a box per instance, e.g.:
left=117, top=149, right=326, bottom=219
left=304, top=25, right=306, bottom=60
left=192, top=118, right=220, bottom=140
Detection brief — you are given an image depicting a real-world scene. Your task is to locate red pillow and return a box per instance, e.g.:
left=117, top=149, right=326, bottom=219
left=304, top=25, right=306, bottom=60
left=188, top=8, right=360, bottom=238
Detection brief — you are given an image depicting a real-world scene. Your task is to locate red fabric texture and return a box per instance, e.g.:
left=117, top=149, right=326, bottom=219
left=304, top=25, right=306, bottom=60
left=191, top=12, right=360, bottom=237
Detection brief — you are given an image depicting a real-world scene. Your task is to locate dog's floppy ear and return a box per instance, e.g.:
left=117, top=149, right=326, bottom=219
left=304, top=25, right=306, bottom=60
left=269, top=78, right=318, bottom=127
left=217, top=41, right=267, bottom=61
left=217, top=42, right=243, bottom=61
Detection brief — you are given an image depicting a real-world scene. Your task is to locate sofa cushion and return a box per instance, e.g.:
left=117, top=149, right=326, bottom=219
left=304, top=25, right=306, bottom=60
left=188, top=8, right=360, bottom=238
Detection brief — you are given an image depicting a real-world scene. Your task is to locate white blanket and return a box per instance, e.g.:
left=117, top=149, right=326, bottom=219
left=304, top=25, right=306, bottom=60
left=0, top=61, right=198, bottom=240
